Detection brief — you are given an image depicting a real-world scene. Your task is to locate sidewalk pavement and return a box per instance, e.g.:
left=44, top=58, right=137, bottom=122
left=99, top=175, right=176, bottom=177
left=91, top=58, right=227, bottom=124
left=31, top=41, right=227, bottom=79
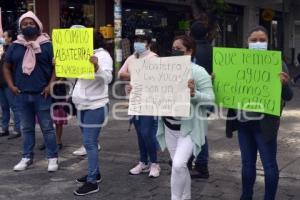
left=0, top=87, right=299, bottom=200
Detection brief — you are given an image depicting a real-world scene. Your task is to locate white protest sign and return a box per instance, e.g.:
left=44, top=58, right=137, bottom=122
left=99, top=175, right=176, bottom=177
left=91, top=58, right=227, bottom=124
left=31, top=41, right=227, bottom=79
left=128, top=56, right=192, bottom=117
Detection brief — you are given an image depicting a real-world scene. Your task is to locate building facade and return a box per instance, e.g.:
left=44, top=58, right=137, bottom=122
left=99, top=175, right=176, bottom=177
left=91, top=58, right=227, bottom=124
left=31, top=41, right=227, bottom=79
left=224, top=0, right=299, bottom=65
left=1, top=0, right=300, bottom=66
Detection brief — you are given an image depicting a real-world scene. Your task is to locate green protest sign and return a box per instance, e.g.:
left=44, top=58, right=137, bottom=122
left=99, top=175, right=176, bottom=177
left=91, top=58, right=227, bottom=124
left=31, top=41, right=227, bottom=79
left=213, top=47, right=282, bottom=116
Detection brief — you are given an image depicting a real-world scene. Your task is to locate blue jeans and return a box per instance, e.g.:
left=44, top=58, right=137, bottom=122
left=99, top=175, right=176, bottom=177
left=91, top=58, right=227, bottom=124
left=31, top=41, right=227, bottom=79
left=18, top=93, right=57, bottom=159
left=78, top=105, right=108, bottom=183
left=238, top=121, right=279, bottom=200
left=133, top=116, right=158, bottom=164
left=293, top=74, right=300, bottom=83
left=195, top=137, right=208, bottom=166
left=0, top=87, right=21, bottom=132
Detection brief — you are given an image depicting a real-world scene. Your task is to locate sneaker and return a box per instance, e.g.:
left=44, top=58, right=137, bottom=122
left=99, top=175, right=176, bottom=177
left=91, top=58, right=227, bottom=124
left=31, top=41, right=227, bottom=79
left=57, top=144, right=63, bottom=150
left=129, top=162, right=150, bottom=175
left=7, top=132, right=21, bottom=140
left=48, top=158, right=58, bottom=172
left=72, top=144, right=101, bottom=156
left=191, top=164, right=209, bottom=179
left=76, top=174, right=102, bottom=183
left=149, top=163, right=161, bottom=178
left=187, top=156, right=194, bottom=171
left=38, top=144, right=46, bottom=151
left=73, top=182, right=99, bottom=196
left=13, top=158, right=33, bottom=171
left=0, top=129, right=9, bottom=137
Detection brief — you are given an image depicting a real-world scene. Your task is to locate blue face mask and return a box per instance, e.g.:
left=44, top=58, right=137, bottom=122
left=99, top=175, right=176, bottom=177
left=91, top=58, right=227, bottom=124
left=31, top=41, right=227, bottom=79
left=0, top=37, right=6, bottom=45
left=248, top=42, right=268, bottom=50
left=134, top=42, right=147, bottom=54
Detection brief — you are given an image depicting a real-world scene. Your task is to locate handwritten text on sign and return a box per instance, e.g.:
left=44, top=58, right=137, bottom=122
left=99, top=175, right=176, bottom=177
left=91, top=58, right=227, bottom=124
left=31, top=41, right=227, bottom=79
left=52, top=28, right=94, bottom=79
left=129, top=56, right=192, bottom=117
left=213, top=47, right=282, bottom=116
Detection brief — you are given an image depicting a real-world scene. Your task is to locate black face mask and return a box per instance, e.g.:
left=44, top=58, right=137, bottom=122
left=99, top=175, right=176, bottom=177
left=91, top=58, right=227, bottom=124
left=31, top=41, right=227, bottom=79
left=171, top=49, right=185, bottom=56
left=21, top=27, right=39, bottom=37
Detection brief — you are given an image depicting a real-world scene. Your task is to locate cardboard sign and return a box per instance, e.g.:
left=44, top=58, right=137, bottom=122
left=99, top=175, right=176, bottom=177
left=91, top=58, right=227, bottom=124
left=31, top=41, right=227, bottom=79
left=129, top=56, right=192, bottom=117
left=213, top=47, right=282, bottom=116
left=52, top=28, right=94, bottom=79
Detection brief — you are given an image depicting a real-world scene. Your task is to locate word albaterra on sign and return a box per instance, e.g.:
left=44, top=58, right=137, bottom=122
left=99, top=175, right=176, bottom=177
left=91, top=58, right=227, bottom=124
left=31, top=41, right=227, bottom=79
left=55, top=48, right=91, bottom=61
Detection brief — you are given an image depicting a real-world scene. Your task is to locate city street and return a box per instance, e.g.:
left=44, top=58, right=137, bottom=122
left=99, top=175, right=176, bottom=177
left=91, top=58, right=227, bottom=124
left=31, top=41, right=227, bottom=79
left=0, top=85, right=299, bottom=200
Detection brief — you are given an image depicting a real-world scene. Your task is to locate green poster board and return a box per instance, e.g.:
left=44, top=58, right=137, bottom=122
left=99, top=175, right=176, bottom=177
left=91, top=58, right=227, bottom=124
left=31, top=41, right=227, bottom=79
left=213, top=47, right=282, bottom=116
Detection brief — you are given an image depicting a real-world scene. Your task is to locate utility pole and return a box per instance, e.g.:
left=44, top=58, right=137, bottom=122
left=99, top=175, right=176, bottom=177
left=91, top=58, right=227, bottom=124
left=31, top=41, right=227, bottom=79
left=114, top=0, right=122, bottom=80
left=281, top=0, right=285, bottom=56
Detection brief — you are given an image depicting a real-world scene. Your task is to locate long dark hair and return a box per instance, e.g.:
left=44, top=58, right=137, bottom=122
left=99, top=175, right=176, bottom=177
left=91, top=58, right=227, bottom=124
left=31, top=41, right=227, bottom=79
left=5, top=30, right=17, bottom=42
left=94, top=31, right=106, bottom=50
left=173, top=35, right=196, bottom=59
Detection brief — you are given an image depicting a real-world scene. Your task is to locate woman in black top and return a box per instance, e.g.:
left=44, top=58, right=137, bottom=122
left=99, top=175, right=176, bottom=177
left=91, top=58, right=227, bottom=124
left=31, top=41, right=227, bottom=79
left=226, top=26, right=293, bottom=200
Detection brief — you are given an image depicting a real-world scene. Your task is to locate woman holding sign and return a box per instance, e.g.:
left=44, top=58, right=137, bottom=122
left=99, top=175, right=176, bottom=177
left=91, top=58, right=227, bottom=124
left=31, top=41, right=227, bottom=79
left=72, top=31, right=113, bottom=196
left=225, top=26, right=293, bottom=200
left=156, top=35, right=215, bottom=200
left=118, top=29, right=161, bottom=178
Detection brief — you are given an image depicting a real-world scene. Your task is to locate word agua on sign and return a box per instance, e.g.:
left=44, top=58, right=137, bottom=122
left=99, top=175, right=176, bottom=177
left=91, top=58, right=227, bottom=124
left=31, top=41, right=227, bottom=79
left=214, top=51, right=280, bottom=67
left=236, top=68, right=271, bottom=84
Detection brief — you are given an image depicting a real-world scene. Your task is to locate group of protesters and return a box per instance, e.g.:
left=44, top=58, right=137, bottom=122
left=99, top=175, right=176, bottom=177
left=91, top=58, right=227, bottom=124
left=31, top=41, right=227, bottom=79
left=0, top=10, right=293, bottom=200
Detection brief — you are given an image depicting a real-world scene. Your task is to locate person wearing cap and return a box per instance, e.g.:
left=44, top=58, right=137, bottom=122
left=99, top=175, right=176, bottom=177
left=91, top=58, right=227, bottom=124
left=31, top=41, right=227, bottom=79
left=118, top=29, right=161, bottom=178
left=3, top=11, right=58, bottom=172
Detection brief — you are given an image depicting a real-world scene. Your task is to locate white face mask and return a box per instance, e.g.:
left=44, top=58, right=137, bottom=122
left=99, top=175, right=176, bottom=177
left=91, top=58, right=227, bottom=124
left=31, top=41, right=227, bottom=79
left=248, top=42, right=268, bottom=50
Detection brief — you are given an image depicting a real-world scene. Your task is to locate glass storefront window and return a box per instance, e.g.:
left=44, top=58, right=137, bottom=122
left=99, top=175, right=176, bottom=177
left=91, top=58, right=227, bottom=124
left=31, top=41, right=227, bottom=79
left=0, top=0, right=35, bottom=30
left=122, top=2, right=192, bottom=56
left=60, top=0, right=95, bottom=28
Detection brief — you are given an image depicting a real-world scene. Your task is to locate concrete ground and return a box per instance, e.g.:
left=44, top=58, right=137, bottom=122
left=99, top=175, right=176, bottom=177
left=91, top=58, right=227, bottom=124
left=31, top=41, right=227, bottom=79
left=0, top=86, right=299, bottom=200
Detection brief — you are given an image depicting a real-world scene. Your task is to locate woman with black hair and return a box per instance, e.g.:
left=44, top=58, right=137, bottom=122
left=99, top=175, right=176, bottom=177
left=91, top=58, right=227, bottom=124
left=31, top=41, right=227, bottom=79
left=226, top=26, right=293, bottom=200
left=118, top=30, right=161, bottom=178
left=0, top=29, right=21, bottom=139
left=156, top=35, right=215, bottom=200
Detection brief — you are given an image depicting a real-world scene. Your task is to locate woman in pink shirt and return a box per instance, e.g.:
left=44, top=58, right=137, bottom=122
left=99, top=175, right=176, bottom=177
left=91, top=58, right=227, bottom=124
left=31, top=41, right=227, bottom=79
left=118, top=30, right=160, bottom=178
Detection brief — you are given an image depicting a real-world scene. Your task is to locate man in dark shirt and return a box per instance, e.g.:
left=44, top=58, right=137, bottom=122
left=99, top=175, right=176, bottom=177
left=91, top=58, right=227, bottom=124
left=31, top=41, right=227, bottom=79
left=189, top=20, right=213, bottom=179
left=3, top=11, right=58, bottom=172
